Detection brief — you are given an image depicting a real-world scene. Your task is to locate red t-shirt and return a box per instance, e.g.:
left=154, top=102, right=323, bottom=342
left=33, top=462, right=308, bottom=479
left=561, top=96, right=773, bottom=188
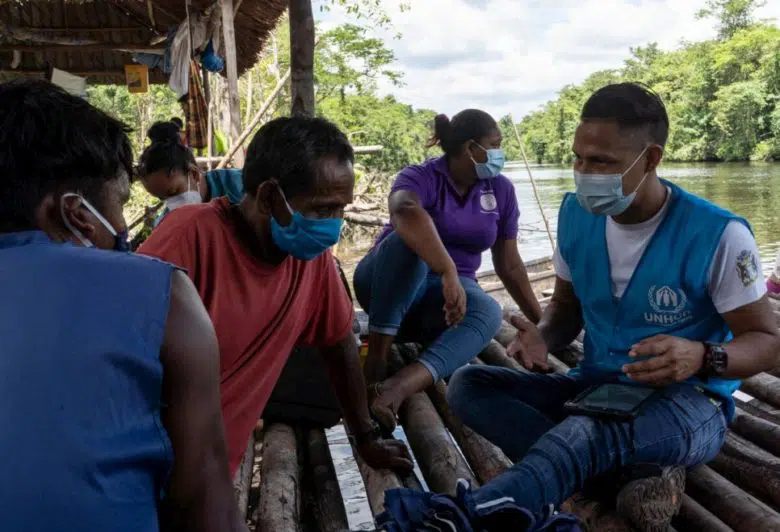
left=138, top=198, right=353, bottom=474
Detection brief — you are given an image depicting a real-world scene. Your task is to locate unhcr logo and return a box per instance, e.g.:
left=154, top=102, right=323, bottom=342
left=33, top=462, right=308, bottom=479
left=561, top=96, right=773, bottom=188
left=644, top=285, right=692, bottom=326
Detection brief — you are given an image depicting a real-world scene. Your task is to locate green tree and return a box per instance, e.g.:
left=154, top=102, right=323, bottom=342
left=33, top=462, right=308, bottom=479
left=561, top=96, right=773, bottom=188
left=696, top=0, right=767, bottom=39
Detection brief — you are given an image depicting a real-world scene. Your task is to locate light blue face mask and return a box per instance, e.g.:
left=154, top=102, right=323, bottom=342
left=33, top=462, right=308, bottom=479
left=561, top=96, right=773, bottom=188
left=573, top=147, right=649, bottom=216
left=471, top=142, right=505, bottom=180
left=269, top=189, right=343, bottom=260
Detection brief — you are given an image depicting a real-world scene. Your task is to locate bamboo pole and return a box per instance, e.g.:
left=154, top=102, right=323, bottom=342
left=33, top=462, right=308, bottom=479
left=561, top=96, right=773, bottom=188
left=305, top=428, right=349, bottom=532
left=686, top=465, right=780, bottom=531
left=509, top=114, right=555, bottom=251
left=216, top=68, right=291, bottom=169
left=255, top=423, right=300, bottom=532
left=674, top=494, right=733, bottom=532
left=220, top=0, right=244, bottom=167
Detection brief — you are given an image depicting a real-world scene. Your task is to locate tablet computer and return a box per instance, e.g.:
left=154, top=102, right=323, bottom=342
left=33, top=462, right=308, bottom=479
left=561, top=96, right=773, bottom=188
left=564, top=383, right=658, bottom=421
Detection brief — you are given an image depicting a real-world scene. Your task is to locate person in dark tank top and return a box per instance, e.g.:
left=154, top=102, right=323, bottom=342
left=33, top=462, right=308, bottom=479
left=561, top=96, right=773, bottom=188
left=0, top=79, right=246, bottom=532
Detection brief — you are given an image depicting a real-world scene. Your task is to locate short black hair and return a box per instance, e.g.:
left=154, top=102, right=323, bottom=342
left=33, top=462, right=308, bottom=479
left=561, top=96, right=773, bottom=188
left=0, top=79, right=133, bottom=231
left=430, top=109, right=498, bottom=156
left=581, top=82, right=669, bottom=147
left=137, top=120, right=196, bottom=178
left=170, top=117, right=184, bottom=129
left=243, top=116, right=354, bottom=197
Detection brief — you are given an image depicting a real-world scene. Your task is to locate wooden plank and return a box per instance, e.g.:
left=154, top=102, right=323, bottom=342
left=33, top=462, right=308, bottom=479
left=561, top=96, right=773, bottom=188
left=219, top=0, right=244, bottom=166
left=289, top=0, right=315, bottom=117
left=255, top=423, right=300, bottom=532
left=686, top=465, right=780, bottom=531
left=305, top=428, right=349, bottom=532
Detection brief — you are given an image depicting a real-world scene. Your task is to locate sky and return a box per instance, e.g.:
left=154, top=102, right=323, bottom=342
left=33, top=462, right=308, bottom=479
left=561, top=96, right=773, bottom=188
left=317, top=0, right=780, bottom=120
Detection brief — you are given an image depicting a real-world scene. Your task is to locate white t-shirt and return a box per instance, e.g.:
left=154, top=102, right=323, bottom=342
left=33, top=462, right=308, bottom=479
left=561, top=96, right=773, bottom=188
left=553, top=189, right=766, bottom=314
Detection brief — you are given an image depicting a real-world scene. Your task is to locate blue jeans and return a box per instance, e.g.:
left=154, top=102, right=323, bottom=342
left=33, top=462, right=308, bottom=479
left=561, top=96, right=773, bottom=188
left=353, top=232, right=502, bottom=382
left=447, top=366, right=728, bottom=517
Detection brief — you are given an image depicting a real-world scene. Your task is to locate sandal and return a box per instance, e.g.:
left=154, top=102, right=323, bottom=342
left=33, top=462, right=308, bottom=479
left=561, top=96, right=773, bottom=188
left=367, top=382, right=399, bottom=436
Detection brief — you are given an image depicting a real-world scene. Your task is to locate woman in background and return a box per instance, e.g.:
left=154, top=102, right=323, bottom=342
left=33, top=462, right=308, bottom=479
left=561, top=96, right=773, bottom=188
left=353, top=109, right=542, bottom=431
left=137, top=121, right=244, bottom=226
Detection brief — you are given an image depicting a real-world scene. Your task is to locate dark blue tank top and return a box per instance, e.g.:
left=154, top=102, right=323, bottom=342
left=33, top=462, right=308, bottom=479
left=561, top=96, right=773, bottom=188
left=0, top=231, right=175, bottom=531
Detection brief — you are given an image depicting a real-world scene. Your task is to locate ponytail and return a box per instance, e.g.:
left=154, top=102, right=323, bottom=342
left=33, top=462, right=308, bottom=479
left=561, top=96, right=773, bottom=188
left=426, top=109, right=497, bottom=156
left=137, top=120, right=196, bottom=178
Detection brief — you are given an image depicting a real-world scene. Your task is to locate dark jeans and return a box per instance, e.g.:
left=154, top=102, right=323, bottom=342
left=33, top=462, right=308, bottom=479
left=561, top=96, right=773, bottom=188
left=353, top=232, right=502, bottom=381
left=447, top=366, right=728, bottom=516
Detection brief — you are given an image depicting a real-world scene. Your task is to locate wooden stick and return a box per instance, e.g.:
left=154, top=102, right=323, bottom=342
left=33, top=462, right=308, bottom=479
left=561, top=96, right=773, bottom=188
left=289, top=0, right=316, bottom=117
left=731, top=408, right=780, bottom=457
left=255, top=423, right=300, bottom=531
left=685, top=464, right=780, bottom=530
left=219, top=0, right=244, bottom=167
left=740, top=373, right=780, bottom=410
left=233, top=434, right=255, bottom=519
left=305, top=428, right=349, bottom=532
left=427, top=380, right=512, bottom=484
left=674, top=494, right=733, bottom=532
left=509, top=114, right=555, bottom=251
left=709, top=432, right=780, bottom=508
left=216, top=68, right=291, bottom=169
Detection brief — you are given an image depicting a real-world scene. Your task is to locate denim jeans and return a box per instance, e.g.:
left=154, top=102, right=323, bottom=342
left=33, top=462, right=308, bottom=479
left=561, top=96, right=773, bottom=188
left=353, top=232, right=502, bottom=382
left=447, top=366, right=728, bottom=517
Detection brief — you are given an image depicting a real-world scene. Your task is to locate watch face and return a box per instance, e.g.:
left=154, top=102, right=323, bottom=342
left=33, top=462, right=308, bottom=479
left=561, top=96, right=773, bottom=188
left=708, top=344, right=728, bottom=374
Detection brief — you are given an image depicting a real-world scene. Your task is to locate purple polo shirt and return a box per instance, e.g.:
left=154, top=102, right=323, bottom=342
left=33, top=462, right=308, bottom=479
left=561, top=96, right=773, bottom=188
left=375, top=156, right=520, bottom=279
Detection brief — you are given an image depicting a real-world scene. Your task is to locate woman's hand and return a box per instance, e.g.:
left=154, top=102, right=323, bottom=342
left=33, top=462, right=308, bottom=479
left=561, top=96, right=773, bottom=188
left=442, top=268, right=467, bottom=326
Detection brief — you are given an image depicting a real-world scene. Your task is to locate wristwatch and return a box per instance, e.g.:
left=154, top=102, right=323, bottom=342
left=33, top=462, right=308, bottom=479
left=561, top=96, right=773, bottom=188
left=700, top=342, right=728, bottom=379
left=348, top=421, right=382, bottom=447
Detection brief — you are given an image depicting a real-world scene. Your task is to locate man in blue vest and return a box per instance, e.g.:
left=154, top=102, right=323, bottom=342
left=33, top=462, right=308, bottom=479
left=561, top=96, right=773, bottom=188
left=378, top=82, right=780, bottom=530
left=0, top=79, right=246, bottom=532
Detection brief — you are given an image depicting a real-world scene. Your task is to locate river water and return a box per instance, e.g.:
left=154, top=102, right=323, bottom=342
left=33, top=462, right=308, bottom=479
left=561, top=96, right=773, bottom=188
left=330, top=162, right=780, bottom=530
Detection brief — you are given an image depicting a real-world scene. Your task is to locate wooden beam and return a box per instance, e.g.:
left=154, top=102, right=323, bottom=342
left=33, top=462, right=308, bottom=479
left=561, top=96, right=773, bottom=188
left=0, top=43, right=163, bottom=52
left=13, top=27, right=148, bottom=32
left=289, top=0, right=315, bottom=117
left=220, top=0, right=244, bottom=167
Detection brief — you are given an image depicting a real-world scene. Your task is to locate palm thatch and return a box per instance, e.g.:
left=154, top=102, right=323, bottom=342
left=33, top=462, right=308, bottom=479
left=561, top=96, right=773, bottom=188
left=0, top=0, right=288, bottom=84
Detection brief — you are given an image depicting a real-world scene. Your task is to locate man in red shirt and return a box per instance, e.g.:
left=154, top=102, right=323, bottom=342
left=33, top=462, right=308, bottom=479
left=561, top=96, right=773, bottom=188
left=139, top=116, right=412, bottom=476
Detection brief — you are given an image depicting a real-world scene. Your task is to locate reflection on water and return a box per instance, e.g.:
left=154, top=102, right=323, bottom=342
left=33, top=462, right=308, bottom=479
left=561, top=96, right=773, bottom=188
left=490, top=162, right=780, bottom=274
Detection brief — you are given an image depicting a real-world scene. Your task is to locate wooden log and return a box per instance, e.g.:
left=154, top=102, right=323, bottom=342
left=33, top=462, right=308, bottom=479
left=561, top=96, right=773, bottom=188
left=344, top=212, right=387, bottom=227
left=709, top=432, right=780, bottom=508
left=494, top=319, right=517, bottom=347
left=735, top=396, right=780, bottom=426
left=427, top=380, right=512, bottom=484
left=233, top=434, right=255, bottom=520
left=673, top=494, right=733, bottom=532
left=305, top=428, right=349, bottom=532
left=686, top=465, right=780, bottom=531
left=345, top=422, right=403, bottom=517
left=220, top=0, right=244, bottom=167
left=289, top=0, right=316, bottom=117
left=399, top=389, right=478, bottom=495
left=255, top=423, right=300, bottom=532
left=479, top=339, right=523, bottom=371
left=740, top=373, right=780, bottom=410
left=731, top=408, right=780, bottom=457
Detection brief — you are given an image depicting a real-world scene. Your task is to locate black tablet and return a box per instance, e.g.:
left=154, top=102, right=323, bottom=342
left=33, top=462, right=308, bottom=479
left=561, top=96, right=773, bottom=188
left=564, top=383, right=658, bottom=421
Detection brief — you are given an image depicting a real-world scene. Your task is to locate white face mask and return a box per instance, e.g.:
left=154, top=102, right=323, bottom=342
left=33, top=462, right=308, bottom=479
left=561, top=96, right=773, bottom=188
left=60, top=192, right=129, bottom=251
left=166, top=177, right=202, bottom=211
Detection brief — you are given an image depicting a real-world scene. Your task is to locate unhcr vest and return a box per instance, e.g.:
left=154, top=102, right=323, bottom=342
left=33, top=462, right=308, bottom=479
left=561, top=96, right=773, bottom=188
left=0, top=231, right=175, bottom=531
left=558, top=181, right=744, bottom=420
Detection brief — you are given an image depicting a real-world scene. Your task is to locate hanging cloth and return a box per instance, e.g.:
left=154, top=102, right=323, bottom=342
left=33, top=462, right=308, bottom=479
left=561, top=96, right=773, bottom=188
left=183, top=61, right=209, bottom=150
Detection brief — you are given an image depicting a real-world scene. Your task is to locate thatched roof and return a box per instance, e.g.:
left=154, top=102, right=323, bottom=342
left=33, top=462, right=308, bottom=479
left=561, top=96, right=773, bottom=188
left=0, top=0, right=288, bottom=85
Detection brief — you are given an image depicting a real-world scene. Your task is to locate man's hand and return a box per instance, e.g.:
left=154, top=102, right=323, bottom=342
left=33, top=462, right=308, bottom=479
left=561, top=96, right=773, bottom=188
left=442, top=268, right=467, bottom=326
left=507, top=315, right=551, bottom=372
left=623, top=335, right=705, bottom=385
left=359, top=438, right=414, bottom=472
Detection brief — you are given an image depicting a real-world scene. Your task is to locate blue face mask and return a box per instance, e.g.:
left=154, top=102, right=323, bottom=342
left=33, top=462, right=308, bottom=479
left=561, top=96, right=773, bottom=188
left=60, top=193, right=130, bottom=252
left=471, top=143, right=505, bottom=180
left=573, top=147, right=649, bottom=216
left=270, top=206, right=343, bottom=261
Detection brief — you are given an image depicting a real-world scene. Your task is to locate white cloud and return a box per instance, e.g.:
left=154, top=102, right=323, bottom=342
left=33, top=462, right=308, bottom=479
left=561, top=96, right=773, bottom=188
left=316, top=0, right=780, bottom=120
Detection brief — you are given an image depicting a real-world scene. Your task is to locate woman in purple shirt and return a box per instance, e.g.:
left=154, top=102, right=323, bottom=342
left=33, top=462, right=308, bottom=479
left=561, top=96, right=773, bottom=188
left=353, top=109, right=542, bottom=431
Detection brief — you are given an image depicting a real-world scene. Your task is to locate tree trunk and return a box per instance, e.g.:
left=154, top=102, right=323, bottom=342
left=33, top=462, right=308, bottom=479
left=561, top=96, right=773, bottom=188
left=219, top=0, right=244, bottom=166
left=289, top=0, right=315, bottom=117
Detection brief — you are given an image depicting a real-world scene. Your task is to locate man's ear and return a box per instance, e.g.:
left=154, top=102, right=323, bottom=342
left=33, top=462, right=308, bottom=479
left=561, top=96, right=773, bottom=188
left=60, top=194, right=97, bottom=240
left=255, top=181, right=276, bottom=216
left=645, top=145, right=664, bottom=174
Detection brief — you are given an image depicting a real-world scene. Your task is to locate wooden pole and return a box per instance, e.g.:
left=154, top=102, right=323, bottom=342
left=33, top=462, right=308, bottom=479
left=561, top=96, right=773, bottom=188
left=305, top=428, right=349, bottom=532
left=731, top=408, right=780, bottom=457
left=220, top=0, right=244, bottom=167
left=686, top=464, right=780, bottom=530
left=508, top=114, right=555, bottom=251
left=740, top=373, right=780, bottom=410
left=233, top=435, right=255, bottom=519
left=255, top=423, right=300, bottom=532
left=674, top=494, right=733, bottom=532
left=216, top=68, right=291, bottom=169
left=709, top=432, right=780, bottom=508
left=289, top=0, right=315, bottom=117
left=345, top=421, right=403, bottom=517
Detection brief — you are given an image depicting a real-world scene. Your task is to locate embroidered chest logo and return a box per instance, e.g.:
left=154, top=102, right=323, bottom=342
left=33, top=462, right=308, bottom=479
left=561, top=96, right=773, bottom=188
left=480, top=191, right=498, bottom=213
left=736, top=249, right=759, bottom=287
left=644, top=285, right=692, bottom=327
